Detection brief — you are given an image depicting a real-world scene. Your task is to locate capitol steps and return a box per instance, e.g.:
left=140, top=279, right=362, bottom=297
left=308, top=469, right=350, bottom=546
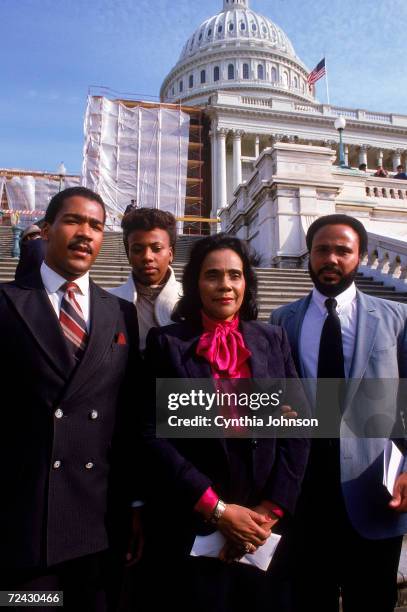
left=1, top=229, right=407, bottom=318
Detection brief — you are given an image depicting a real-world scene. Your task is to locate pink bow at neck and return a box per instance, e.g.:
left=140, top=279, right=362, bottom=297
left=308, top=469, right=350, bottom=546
left=196, top=311, right=251, bottom=378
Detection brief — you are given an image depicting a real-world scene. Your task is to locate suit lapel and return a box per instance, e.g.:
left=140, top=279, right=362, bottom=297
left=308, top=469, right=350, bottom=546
left=3, top=272, right=75, bottom=379
left=63, top=281, right=119, bottom=400
left=240, top=320, right=269, bottom=378
left=181, top=326, right=212, bottom=378
left=345, top=291, right=380, bottom=407
left=285, top=295, right=311, bottom=377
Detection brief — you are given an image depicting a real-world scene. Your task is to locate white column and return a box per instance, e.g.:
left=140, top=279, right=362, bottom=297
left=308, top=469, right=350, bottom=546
left=209, top=129, right=218, bottom=218
left=217, top=128, right=228, bottom=209
left=393, top=149, right=402, bottom=171
left=344, top=145, right=349, bottom=167
left=377, top=150, right=384, bottom=167
left=232, top=130, right=244, bottom=191
left=358, top=145, right=368, bottom=167
left=255, top=135, right=260, bottom=159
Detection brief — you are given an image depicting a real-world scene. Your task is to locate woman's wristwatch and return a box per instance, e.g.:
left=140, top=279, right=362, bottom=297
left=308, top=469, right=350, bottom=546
left=209, top=499, right=227, bottom=524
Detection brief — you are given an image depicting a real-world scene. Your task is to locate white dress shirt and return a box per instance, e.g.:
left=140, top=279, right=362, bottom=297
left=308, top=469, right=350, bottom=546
left=300, top=282, right=358, bottom=379
left=40, top=262, right=91, bottom=331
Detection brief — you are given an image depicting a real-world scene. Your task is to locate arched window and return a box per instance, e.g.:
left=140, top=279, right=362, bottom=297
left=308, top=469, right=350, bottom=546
left=240, top=22, right=246, bottom=30
left=293, top=76, right=298, bottom=89
left=189, top=74, right=193, bottom=88
left=228, top=22, right=234, bottom=31
left=228, top=64, right=235, bottom=80
left=179, top=80, right=183, bottom=92
left=200, top=69, right=206, bottom=84
left=271, top=67, right=277, bottom=82
left=257, top=64, right=264, bottom=80
left=218, top=24, right=223, bottom=33
left=243, top=63, right=249, bottom=79
left=214, top=66, right=220, bottom=81
left=207, top=28, right=212, bottom=37
left=171, top=86, right=174, bottom=95
left=282, top=71, right=288, bottom=86
left=251, top=23, right=257, bottom=31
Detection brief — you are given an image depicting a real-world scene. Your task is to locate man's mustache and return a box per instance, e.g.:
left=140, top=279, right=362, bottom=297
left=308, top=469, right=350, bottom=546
left=68, top=240, right=93, bottom=254
left=318, top=265, right=342, bottom=276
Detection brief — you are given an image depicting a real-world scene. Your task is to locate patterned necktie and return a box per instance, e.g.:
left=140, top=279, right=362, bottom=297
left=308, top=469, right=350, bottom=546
left=59, top=282, right=88, bottom=361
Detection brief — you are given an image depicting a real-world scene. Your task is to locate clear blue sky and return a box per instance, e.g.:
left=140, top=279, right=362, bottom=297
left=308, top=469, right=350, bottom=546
left=2, top=0, right=406, bottom=174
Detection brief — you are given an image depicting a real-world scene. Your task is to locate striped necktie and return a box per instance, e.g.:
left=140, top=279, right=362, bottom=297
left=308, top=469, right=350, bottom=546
left=59, top=281, right=88, bottom=361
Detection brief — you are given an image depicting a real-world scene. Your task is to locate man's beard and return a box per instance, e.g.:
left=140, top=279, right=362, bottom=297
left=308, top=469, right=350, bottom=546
left=308, top=261, right=359, bottom=297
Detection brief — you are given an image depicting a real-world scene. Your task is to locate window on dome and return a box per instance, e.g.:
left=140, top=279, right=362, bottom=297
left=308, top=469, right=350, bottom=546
left=271, top=67, right=277, bottom=82
left=199, top=33, right=203, bottom=41
left=171, top=86, right=174, bottom=95
left=282, top=71, right=288, bottom=86
left=218, top=24, right=223, bottom=33
left=251, top=23, right=257, bottom=31
left=228, top=22, right=234, bottom=32
left=262, top=25, right=267, bottom=34
left=293, top=76, right=298, bottom=89
left=240, top=22, right=246, bottom=30
left=179, top=81, right=184, bottom=92
left=228, top=64, right=235, bottom=80
left=189, top=74, right=194, bottom=88
left=257, top=64, right=264, bottom=80
left=201, top=70, right=206, bottom=84
left=208, top=28, right=212, bottom=37
left=214, top=66, right=220, bottom=81
left=243, top=63, right=249, bottom=79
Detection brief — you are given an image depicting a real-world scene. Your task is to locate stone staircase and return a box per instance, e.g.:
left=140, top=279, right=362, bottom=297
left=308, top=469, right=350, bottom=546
left=1, top=228, right=407, bottom=318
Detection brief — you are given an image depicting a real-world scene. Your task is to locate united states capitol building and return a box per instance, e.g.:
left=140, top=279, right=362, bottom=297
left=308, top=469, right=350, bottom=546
left=159, top=0, right=407, bottom=283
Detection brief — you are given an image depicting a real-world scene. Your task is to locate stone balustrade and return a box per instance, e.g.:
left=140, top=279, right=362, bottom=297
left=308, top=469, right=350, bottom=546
left=365, top=178, right=407, bottom=200
left=241, top=96, right=272, bottom=107
left=220, top=143, right=407, bottom=270
left=360, top=232, right=407, bottom=292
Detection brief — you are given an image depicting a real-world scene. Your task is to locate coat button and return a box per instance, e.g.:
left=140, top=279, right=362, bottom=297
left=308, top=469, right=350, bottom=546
left=90, top=410, right=98, bottom=420
left=251, top=439, right=258, bottom=448
left=53, top=460, right=61, bottom=469
left=54, top=408, right=63, bottom=419
left=85, top=462, right=94, bottom=469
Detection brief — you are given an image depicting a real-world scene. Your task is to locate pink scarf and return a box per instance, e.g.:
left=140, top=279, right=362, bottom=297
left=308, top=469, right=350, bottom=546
left=196, top=311, right=252, bottom=378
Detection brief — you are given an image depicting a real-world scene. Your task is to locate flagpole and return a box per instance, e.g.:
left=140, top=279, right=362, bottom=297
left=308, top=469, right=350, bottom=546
left=324, top=55, right=331, bottom=106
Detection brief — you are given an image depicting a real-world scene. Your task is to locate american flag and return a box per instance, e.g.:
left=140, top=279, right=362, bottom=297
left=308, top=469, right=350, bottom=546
left=307, top=58, right=326, bottom=86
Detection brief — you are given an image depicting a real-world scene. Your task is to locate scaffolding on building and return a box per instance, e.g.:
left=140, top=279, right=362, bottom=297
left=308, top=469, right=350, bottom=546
left=86, top=87, right=212, bottom=235
left=0, top=169, right=80, bottom=227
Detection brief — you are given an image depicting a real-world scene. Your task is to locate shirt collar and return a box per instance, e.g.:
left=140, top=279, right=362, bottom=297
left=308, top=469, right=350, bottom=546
left=40, top=261, right=90, bottom=296
left=311, top=282, right=357, bottom=315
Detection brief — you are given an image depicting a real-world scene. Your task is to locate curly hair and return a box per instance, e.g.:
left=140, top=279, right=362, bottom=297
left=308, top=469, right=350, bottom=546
left=121, top=207, right=177, bottom=256
left=172, top=233, right=258, bottom=323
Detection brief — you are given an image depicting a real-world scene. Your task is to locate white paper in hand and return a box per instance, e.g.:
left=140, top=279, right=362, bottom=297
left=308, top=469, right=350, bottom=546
left=190, top=530, right=281, bottom=572
left=383, top=440, right=404, bottom=496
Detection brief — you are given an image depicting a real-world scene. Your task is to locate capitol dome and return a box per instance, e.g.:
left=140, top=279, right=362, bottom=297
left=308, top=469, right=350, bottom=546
left=160, top=0, right=314, bottom=105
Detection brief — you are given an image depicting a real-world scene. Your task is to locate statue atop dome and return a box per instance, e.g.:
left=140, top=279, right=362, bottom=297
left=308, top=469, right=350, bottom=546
left=223, top=0, right=249, bottom=10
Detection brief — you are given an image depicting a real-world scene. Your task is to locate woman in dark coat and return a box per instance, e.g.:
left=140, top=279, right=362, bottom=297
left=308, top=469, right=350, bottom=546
left=140, top=233, right=310, bottom=612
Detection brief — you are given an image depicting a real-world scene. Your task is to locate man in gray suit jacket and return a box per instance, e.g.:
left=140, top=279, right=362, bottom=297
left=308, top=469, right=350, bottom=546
left=271, top=214, right=407, bottom=612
